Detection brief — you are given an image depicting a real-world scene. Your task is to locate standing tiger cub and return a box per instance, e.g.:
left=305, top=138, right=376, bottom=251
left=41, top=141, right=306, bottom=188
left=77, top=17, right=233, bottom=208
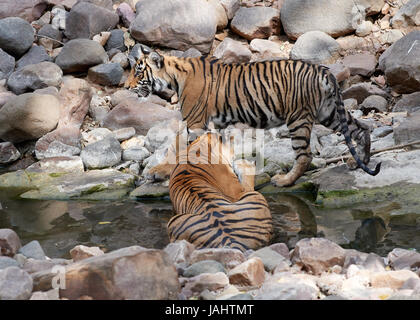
left=125, top=45, right=381, bottom=187
left=149, top=132, right=273, bottom=251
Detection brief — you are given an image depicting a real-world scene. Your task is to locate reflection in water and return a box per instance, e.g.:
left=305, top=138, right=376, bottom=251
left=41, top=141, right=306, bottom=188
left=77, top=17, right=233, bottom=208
left=267, top=194, right=318, bottom=248
left=0, top=196, right=173, bottom=258
left=0, top=192, right=419, bottom=258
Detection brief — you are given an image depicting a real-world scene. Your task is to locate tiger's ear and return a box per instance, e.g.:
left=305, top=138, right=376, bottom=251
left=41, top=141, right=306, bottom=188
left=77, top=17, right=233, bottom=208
left=149, top=51, right=163, bottom=69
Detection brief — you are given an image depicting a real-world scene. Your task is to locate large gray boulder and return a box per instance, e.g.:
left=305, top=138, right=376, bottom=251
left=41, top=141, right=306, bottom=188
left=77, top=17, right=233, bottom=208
left=231, top=7, right=281, bottom=40
left=55, top=39, right=108, bottom=73
left=290, top=31, right=340, bottom=64
left=280, top=0, right=384, bottom=40
left=0, top=93, right=61, bottom=143
left=391, top=0, right=420, bottom=28
left=0, top=17, right=34, bottom=57
left=378, top=31, right=420, bottom=94
left=130, top=0, right=218, bottom=54
left=64, top=1, right=119, bottom=40
left=7, top=62, right=63, bottom=95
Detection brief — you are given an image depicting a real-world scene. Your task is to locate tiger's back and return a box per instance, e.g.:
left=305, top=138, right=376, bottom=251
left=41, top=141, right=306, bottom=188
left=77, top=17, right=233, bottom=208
left=150, top=132, right=273, bottom=251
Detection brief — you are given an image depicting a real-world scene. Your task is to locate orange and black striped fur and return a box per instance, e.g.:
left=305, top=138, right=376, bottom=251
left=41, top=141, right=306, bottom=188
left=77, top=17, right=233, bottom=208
left=148, top=132, right=273, bottom=251
left=125, top=45, right=381, bottom=187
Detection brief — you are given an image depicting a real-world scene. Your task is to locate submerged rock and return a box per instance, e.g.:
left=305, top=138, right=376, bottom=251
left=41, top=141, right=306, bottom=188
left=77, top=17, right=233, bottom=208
left=0, top=168, right=135, bottom=200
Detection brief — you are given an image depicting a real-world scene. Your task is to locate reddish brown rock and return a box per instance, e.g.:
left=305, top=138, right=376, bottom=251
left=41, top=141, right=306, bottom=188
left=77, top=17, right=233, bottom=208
left=291, top=238, right=346, bottom=275
left=0, top=0, right=47, bottom=22
left=228, top=257, right=265, bottom=288
left=32, top=246, right=180, bottom=300
left=342, top=53, right=377, bottom=77
left=102, top=97, right=182, bottom=136
left=0, top=229, right=22, bottom=257
left=325, top=63, right=351, bottom=83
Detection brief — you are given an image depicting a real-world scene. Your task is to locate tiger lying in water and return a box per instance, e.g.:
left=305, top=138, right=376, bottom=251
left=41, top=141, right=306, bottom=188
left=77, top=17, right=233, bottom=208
left=125, top=44, right=381, bottom=187
left=148, top=132, right=273, bottom=251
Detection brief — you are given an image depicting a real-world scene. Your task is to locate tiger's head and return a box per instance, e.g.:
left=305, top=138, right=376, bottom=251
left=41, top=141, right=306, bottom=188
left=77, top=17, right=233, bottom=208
left=124, top=44, right=169, bottom=97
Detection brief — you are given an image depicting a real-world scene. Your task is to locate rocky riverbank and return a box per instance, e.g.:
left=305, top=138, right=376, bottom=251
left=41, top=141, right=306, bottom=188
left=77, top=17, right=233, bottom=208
left=1, top=228, right=419, bottom=300
left=0, top=0, right=419, bottom=301
left=0, top=0, right=419, bottom=202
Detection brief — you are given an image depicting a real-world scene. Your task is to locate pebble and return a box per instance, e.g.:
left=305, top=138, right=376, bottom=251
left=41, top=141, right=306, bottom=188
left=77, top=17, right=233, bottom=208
left=228, top=257, right=265, bottom=288
left=183, top=260, right=226, bottom=278
left=70, top=245, right=104, bottom=262
left=250, top=247, right=291, bottom=272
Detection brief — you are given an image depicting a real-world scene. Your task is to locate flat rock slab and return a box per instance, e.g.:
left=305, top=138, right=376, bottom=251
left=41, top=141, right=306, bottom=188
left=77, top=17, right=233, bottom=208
left=0, top=169, right=135, bottom=200
left=32, top=246, right=180, bottom=299
left=129, top=182, right=169, bottom=199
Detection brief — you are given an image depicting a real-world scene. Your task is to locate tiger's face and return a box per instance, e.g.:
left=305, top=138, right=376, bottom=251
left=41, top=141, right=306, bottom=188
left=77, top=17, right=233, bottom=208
left=124, top=44, right=168, bottom=97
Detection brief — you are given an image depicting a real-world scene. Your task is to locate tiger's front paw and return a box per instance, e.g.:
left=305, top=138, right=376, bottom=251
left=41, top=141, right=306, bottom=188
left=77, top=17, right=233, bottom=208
left=271, top=174, right=294, bottom=187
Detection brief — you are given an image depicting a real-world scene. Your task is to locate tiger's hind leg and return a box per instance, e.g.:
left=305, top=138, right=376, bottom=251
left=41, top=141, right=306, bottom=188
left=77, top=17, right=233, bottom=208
left=271, top=119, right=313, bottom=187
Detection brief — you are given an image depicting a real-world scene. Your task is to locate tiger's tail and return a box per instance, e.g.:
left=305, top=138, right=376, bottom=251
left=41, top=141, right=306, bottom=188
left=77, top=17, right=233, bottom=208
left=336, top=95, right=381, bottom=176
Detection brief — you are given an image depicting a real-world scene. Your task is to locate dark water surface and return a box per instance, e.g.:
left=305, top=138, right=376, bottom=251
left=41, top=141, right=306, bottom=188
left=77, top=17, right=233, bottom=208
left=0, top=192, right=419, bottom=258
